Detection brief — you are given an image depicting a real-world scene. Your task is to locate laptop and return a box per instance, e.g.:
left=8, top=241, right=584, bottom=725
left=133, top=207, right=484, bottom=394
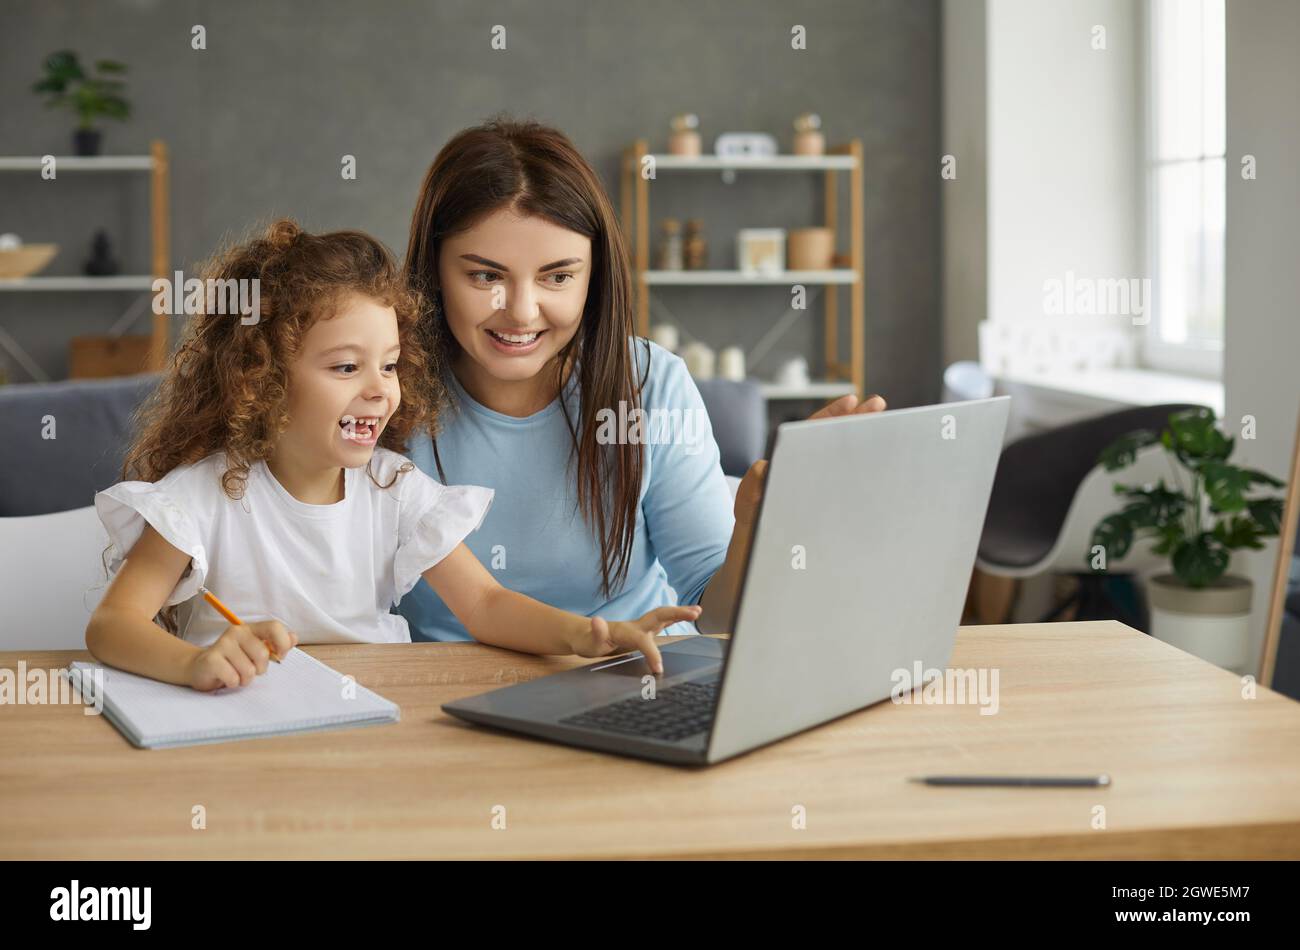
left=442, top=396, right=1011, bottom=765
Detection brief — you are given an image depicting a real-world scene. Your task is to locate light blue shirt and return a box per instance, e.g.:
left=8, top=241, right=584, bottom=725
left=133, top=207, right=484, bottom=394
left=395, top=338, right=736, bottom=641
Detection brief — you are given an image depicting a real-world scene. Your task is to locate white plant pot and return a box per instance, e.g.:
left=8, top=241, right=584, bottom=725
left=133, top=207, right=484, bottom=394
left=1146, top=573, right=1253, bottom=673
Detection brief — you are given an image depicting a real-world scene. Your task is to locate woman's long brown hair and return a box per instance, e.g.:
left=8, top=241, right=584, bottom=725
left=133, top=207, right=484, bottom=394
left=404, top=115, right=648, bottom=598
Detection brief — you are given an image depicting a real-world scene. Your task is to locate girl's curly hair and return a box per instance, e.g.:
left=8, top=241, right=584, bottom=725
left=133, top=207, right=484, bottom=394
left=122, top=218, right=444, bottom=495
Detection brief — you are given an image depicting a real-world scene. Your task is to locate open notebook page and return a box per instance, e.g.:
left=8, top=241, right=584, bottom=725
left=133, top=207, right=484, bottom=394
left=65, top=648, right=399, bottom=749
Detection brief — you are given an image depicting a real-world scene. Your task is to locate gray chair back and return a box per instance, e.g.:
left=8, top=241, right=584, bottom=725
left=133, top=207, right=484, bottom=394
left=693, top=377, right=766, bottom=477
left=978, top=403, right=1204, bottom=570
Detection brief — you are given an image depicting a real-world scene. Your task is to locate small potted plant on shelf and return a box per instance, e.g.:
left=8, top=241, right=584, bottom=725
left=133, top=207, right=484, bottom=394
left=31, top=50, right=130, bottom=156
left=1090, top=407, right=1285, bottom=672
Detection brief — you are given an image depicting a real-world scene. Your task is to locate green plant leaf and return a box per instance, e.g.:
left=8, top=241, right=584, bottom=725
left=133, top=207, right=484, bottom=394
left=95, top=59, right=128, bottom=73
left=1247, top=497, right=1284, bottom=535
left=99, top=97, right=130, bottom=120
left=1200, top=461, right=1251, bottom=512
left=1151, top=520, right=1185, bottom=556
left=1172, top=534, right=1230, bottom=587
left=1116, top=482, right=1186, bottom=528
left=1091, top=512, right=1136, bottom=567
left=1166, top=407, right=1230, bottom=464
left=1098, top=429, right=1159, bottom=471
left=1212, top=516, right=1265, bottom=550
left=1243, top=468, right=1285, bottom=489
left=43, top=50, right=84, bottom=82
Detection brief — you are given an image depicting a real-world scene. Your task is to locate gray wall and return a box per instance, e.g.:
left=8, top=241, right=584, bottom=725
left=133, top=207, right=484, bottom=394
left=0, top=0, right=940, bottom=407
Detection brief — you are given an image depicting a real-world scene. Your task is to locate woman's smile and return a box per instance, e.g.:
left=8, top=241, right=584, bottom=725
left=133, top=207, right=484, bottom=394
left=484, top=327, right=547, bottom=354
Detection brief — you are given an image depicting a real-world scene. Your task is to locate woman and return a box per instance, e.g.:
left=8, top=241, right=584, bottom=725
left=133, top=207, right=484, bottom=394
left=396, top=116, right=884, bottom=641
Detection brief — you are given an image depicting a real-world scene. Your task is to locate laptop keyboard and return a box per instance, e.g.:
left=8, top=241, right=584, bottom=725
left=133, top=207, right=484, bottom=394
left=560, top=678, right=719, bottom=742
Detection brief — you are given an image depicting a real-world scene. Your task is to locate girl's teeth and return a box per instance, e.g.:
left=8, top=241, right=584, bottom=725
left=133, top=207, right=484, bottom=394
left=339, top=415, right=380, bottom=441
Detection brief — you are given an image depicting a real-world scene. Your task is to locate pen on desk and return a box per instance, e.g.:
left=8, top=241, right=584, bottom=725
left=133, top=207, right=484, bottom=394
left=908, top=774, right=1111, bottom=788
left=198, top=585, right=281, bottom=663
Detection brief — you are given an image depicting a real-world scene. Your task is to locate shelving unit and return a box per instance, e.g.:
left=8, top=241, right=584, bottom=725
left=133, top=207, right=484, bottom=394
left=0, top=140, right=170, bottom=380
left=619, top=138, right=865, bottom=401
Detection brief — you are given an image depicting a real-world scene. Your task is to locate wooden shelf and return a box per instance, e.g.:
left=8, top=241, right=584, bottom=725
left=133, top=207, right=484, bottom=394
left=0, top=275, right=154, bottom=292
left=0, top=155, right=155, bottom=172
left=647, top=154, right=859, bottom=171
left=644, top=269, right=857, bottom=286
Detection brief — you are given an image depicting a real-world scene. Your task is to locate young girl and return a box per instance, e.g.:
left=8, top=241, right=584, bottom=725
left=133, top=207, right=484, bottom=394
left=85, top=219, right=697, bottom=691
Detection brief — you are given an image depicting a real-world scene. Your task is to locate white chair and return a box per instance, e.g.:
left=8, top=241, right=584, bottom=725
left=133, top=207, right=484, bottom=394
left=0, top=506, right=110, bottom=650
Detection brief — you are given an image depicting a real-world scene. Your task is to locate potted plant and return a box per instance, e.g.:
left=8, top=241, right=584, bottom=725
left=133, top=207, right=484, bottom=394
left=31, top=50, right=130, bottom=156
left=1091, top=407, right=1285, bottom=671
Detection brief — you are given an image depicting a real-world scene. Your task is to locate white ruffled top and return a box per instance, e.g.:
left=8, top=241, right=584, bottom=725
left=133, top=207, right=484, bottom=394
left=95, top=448, right=493, bottom=646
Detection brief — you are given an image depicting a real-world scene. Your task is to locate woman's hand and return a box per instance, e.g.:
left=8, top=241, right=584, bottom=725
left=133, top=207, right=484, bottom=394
left=570, top=605, right=703, bottom=674
left=185, top=620, right=298, bottom=691
left=732, top=392, right=887, bottom=526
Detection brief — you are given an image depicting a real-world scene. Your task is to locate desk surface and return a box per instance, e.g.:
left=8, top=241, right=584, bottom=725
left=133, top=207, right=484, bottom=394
left=3, top=621, right=1299, bottom=859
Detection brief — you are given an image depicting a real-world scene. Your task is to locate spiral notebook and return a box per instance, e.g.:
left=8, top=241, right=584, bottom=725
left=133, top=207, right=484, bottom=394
left=64, top=649, right=400, bottom=750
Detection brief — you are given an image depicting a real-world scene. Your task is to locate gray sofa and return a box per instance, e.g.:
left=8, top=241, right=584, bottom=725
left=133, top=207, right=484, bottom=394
left=0, top=373, right=161, bottom=517
left=0, top=373, right=766, bottom=517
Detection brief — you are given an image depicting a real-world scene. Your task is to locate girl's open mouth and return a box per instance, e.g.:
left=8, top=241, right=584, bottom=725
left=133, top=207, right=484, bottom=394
left=339, top=415, right=381, bottom=444
left=485, top=327, right=546, bottom=354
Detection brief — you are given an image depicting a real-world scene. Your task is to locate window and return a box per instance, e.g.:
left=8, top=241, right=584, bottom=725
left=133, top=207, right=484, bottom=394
left=1145, top=0, right=1225, bottom=375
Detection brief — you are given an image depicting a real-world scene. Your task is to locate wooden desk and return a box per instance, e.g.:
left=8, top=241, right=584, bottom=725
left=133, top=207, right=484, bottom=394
left=3, top=621, right=1299, bottom=859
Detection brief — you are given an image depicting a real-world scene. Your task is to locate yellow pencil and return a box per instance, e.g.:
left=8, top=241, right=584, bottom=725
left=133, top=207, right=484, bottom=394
left=198, top=585, right=282, bottom=663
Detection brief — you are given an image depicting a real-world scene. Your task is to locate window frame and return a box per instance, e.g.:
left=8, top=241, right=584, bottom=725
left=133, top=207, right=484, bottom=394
left=1141, top=0, right=1226, bottom=380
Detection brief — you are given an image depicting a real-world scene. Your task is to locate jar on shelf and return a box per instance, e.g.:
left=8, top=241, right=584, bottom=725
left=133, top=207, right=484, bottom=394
left=718, top=346, right=746, bottom=381
left=656, top=218, right=683, bottom=270
left=793, top=112, right=825, bottom=156
left=682, top=341, right=716, bottom=380
left=684, top=219, right=708, bottom=270
left=668, top=113, right=701, bottom=156
left=650, top=323, right=680, bottom=353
